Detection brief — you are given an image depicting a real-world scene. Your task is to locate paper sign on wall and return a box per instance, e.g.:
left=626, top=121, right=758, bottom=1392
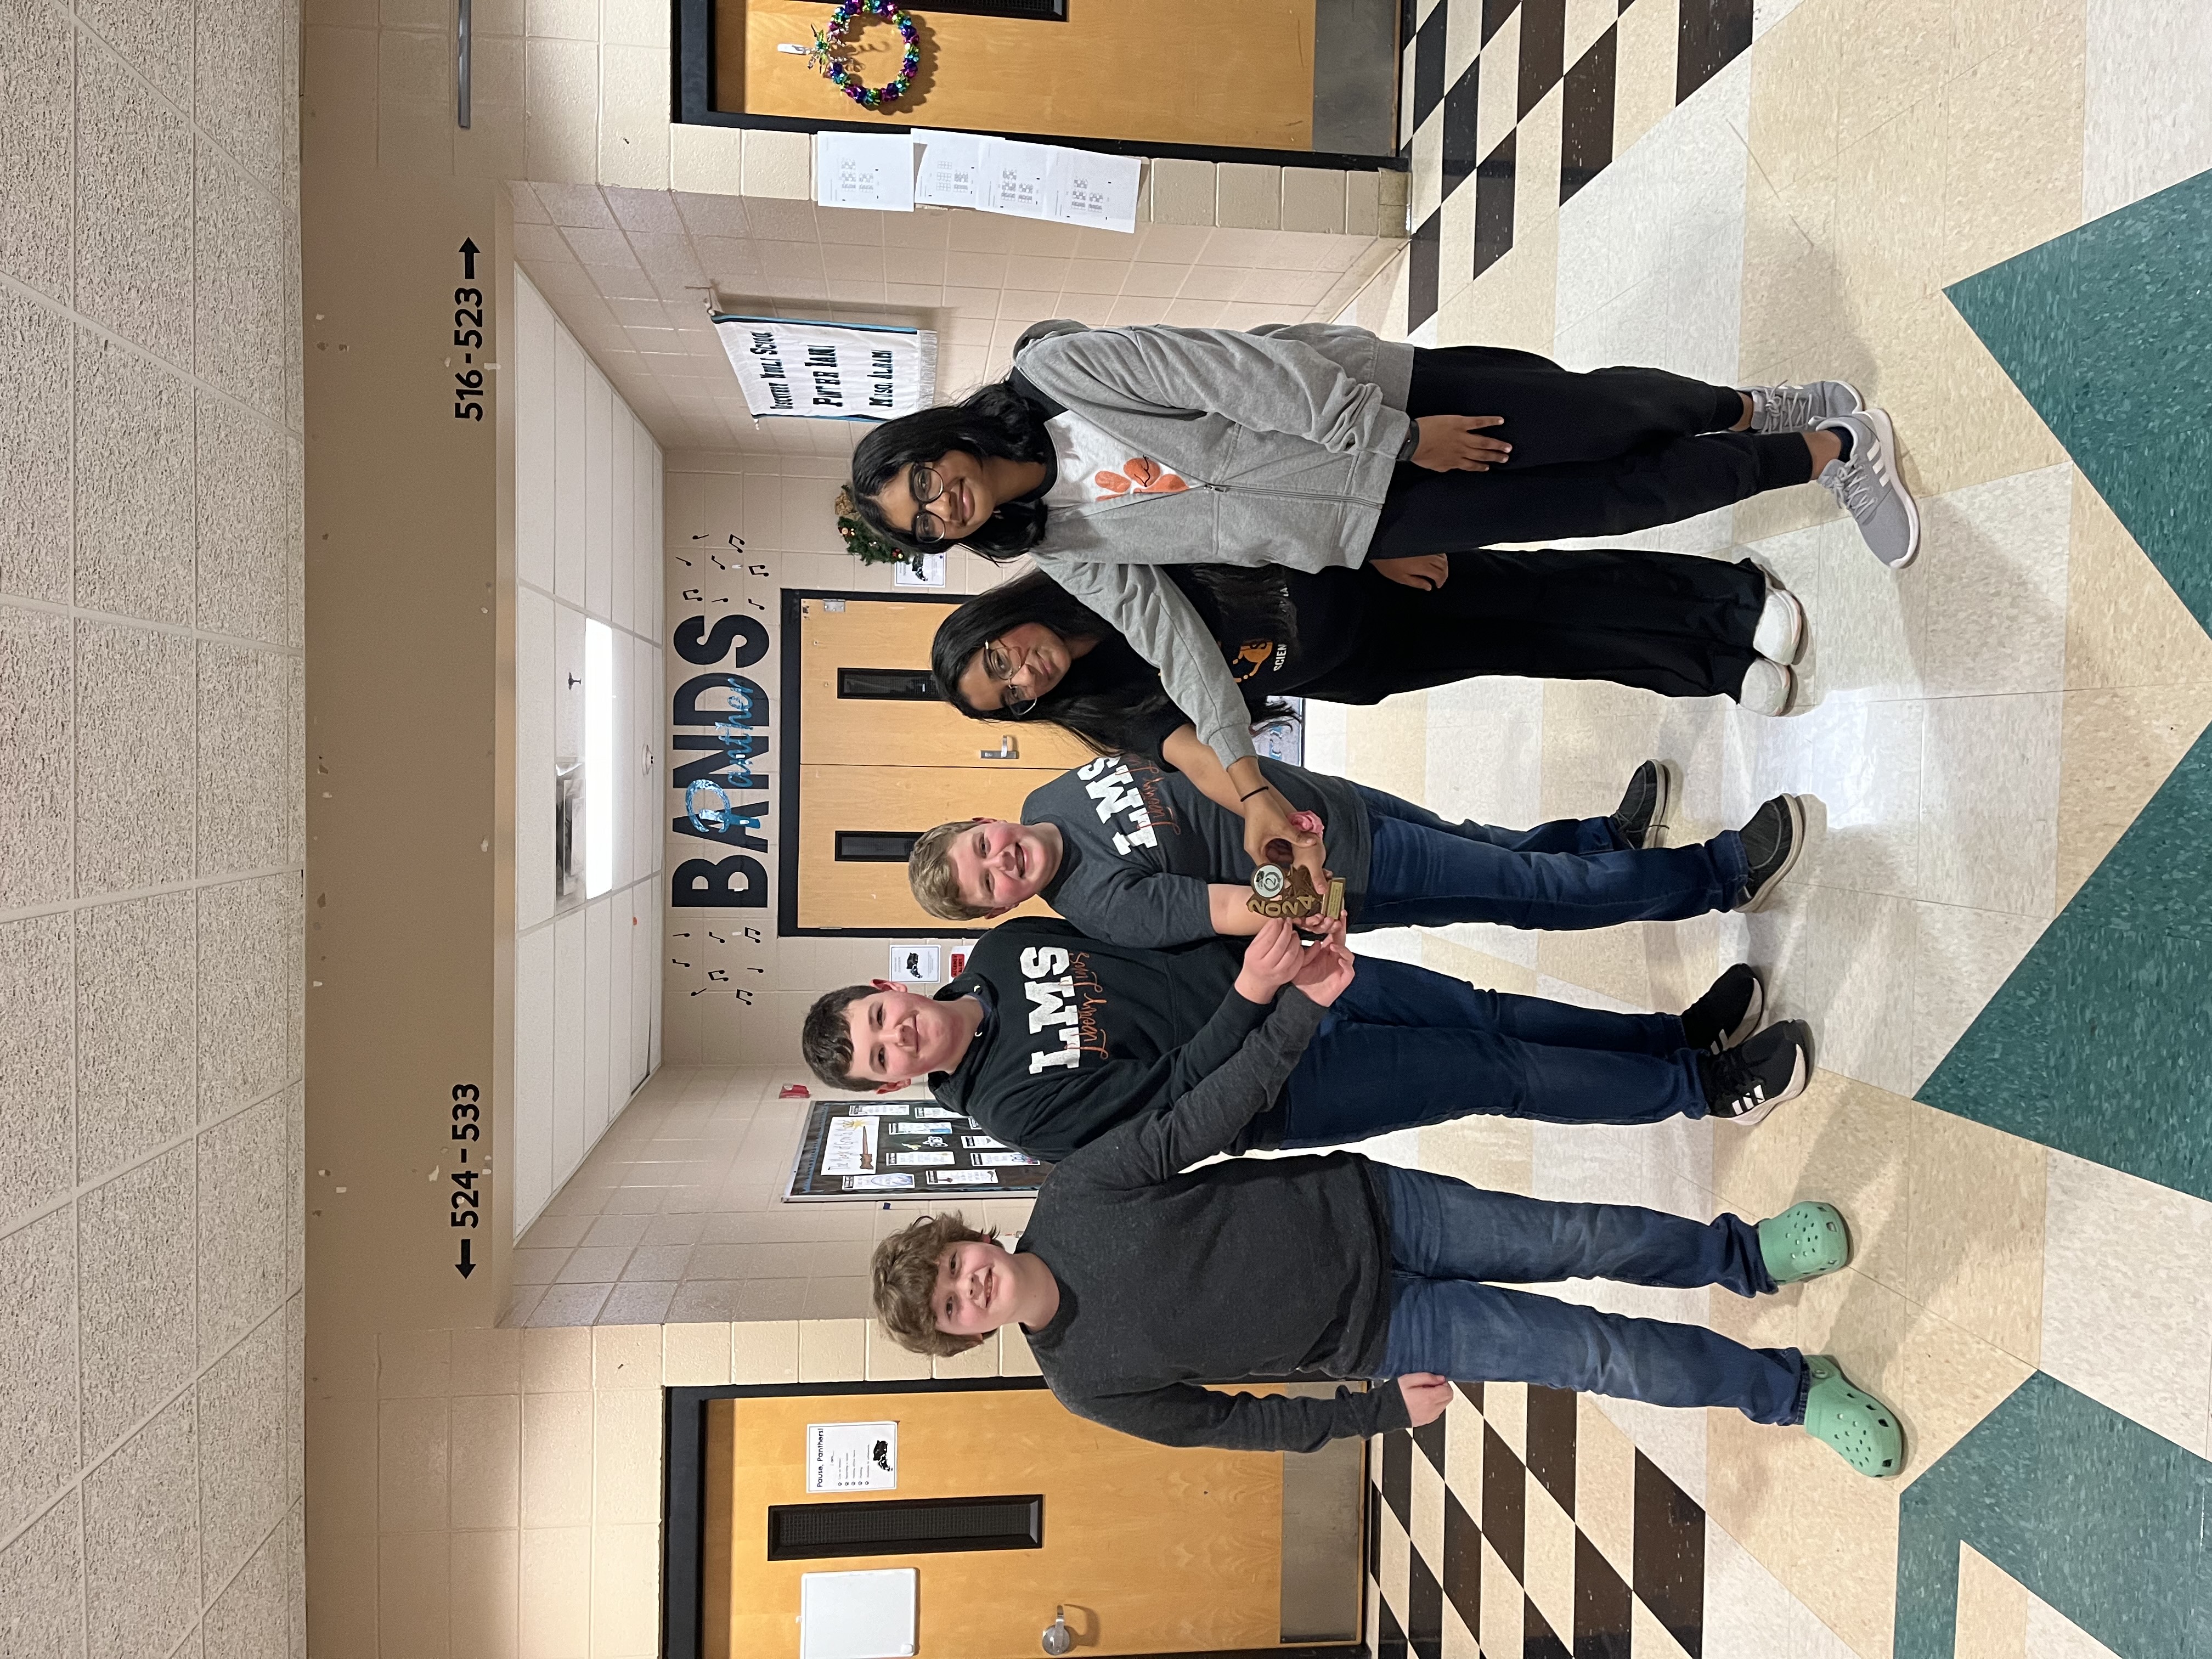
left=1047, top=148, right=1143, bottom=233
left=819, top=1115, right=879, bottom=1176
left=979, top=137, right=1053, bottom=219
left=807, top=1421, right=899, bottom=1493
left=816, top=131, right=917, bottom=211
left=712, top=315, right=938, bottom=421
left=913, top=128, right=984, bottom=208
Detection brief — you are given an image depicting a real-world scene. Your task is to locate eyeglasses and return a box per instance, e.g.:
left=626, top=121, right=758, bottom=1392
left=980, top=638, right=1038, bottom=719
left=908, top=463, right=949, bottom=545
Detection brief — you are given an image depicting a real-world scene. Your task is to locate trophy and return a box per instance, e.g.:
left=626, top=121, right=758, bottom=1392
left=1248, top=810, right=1345, bottom=922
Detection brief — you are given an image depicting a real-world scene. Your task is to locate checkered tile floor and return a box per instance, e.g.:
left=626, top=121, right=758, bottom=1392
left=1367, top=1383, right=1705, bottom=1658
left=1399, top=0, right=1755, bottom=329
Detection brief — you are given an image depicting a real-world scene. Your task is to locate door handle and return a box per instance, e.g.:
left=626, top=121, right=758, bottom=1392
left=1041, top=1607, right=1073, bottom=1656
left=980, top=736, right=1019, bottom=759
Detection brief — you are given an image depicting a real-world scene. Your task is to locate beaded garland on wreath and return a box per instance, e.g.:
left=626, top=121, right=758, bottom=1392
left=805, top=0, right=923, bottom=112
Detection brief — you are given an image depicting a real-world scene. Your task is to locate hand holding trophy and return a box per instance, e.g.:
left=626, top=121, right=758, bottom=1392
left=1248, top=810, right=1345, bottom=922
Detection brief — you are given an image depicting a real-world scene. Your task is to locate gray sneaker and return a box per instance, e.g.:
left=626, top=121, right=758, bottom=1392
left=1734, top=794, right=1805, bottom=912
left=1818, top=409, right=1920, bottom=569
left=1742, top=380, right=1863, bottom=432
left=1609, top=759, right=1674, bottom=850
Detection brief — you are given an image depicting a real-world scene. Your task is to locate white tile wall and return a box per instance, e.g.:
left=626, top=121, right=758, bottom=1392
left=511, top=272, right=666, bottom=1238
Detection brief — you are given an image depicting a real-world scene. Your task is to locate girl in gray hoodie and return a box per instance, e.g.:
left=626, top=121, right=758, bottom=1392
left=849, top=321, right=1916, bottom=883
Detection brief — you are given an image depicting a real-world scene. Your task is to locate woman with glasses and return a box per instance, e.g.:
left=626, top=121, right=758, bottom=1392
left=851, top=319, right=1914, bottom=881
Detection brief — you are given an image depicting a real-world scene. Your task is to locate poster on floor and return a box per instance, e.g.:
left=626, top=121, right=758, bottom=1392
left=712, top=315, right=938, bottom=422
left=785, top=1098, right=1047, bottom=1200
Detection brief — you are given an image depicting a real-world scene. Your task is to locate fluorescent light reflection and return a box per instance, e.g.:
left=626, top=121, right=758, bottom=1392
left=585, top=619, right=614, bottom=898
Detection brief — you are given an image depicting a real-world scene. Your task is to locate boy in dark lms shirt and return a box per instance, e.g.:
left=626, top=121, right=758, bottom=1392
left=800, top=909, right=1813, bottom=1163
left=867, top=922, right=1903, bottom=1479
left=905, top=754, right=1804, bottom=947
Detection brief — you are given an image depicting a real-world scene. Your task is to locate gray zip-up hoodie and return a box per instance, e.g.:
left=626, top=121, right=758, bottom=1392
left=1009, top=321, right=1418, bottom=769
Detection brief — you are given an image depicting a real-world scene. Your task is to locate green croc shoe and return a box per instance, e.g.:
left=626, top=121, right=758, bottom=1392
left=1802, top=1355, right=1904, bottom=1478
left=1758, top=1201, right=1852, bottom=1284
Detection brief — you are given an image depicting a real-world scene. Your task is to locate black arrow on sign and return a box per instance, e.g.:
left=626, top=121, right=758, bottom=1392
left=459, top=238, right=479, bottom=278
left=456, top=1238, right=476, bottom=1278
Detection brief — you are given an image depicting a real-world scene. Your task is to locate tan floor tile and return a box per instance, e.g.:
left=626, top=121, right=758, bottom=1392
left=1341, top=695, right=1430, bottom=801
left=1892, top=1297, right=2035, bottom=1486
left=1782, top=1072, right=1917, bottom=1297
left=2064, top=471, right=2212, bottom=692
left=1479, top=1534, right=1523, bottom=1658
left=1634, top=1598, right=1697, bottom=1659
left=1831, top=106, right=1948, bottom=320
left=1434, top=180, right=1478, bottom=326
left=1835, top=0, right=1957, bottom=151
left=2056, top=683, right=2212, bottom=905
left=1477, top=11, right=1522, bottom=166
left=1411, top=1440, right=1447, bottom=1575
left=1573, top=1393, right=1637, bottom=1581
left=1443, top=1598, right=1480, bottom=1659
left=1904, top=1109, right=2045, bottom=1363
left=1516, top=87, right=1564, bottom=254
left=1522, top=1478, right=1577, bottom=1641
left=1702, top=1406, right=1816, bottom=1600
left=1485, top=1380, right=1527, bottom=1462
left=1788, top=1442, right=1903, bottom=1659
left=1956, top=1544, right=2030, bottom=1659
left=1948, top=0, right=2076, bottom=72
left=1747, top=0, right=1844, bottom=191
left=1418, top=932, right=1539, bottom=995
left=1878, top=295, right=2067, bottom=502
left=1936, top=3, right=2086, bottom=290
left=1419, top=1114, right=1535, bottom=1195
left=1441, top=210, right=1557, bottom=352
left=1534, top=926, right=1657, bottom=1012
left=1612, top=0, right=1679, bottom=159
left=1740, top=156, right=1842, bottom=388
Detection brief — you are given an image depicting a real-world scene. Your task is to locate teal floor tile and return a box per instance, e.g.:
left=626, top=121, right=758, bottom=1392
left=1896, top=1373, right=2212, bottom=1659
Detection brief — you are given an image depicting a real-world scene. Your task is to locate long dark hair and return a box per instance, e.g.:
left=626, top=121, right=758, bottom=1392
left=930, top=568, right=1301, bottom=758
left=850, top=382, right=1052, bottom=562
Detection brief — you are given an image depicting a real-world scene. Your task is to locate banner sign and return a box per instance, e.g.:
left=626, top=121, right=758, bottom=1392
left=712, top=315, right=938, bottom=422
left=785, top=1098, right=1047, bottom=1201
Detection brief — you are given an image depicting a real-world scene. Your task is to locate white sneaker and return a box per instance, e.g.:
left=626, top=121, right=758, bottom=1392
left=1739, top=656, right=1796, bottom=716
left=1818, top=409, right=1920, bottom=569
left=1742, top=380, right=1863, bottom=432
left=1753, top=584, right=1805, bottom=664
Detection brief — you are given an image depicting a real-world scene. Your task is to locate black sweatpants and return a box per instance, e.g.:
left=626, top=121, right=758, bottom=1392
left=1297, top=549, right=1767, bottom=702
left=1367, top=346, right=1815, bottom=555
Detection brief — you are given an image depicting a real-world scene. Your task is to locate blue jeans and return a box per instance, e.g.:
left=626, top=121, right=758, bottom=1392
left=1353, top=785, right=1747, bottom=931
left=1243, top=955, right=1707, bottom=1148
left=1375, top=1165, right=1807, bottom=1424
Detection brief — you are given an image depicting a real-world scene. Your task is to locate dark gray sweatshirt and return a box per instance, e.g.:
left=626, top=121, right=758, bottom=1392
left=1015, top=988, right=1409, bottom=1452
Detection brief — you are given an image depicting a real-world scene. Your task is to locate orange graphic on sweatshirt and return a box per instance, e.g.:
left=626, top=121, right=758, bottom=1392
left=1094, top=456, right=1189, bottom=496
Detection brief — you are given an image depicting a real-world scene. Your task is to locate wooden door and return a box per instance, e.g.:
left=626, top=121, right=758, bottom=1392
left=722, top=0, right=1319, bottom=153
left=704, top=1387, right=1296, bottom=1658
left=795, top=595, right=1093, bottom=932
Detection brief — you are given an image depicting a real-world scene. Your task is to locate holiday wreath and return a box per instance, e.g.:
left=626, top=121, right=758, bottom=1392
left=805, top=0, right=922, bottom=112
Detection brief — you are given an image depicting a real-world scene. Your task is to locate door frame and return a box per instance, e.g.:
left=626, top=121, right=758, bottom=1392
left=673, top=0, right=1409, bottom=171
left=661, top=1376, right=1369, bottom=1659
left=777, top=587, right=997, bottom=940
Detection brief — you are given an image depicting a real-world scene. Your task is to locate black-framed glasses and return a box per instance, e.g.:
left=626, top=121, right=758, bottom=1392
left=908, top=463, right=949, bottom=545
left=980, top=638, right=1038, bottom=719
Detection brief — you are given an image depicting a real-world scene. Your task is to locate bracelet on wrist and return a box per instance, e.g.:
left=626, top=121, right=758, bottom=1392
left=1239, top=785, right=1271, bottom=802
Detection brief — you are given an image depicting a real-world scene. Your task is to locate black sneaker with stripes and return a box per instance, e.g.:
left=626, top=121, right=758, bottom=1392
left=1680, top=963, right=1764, bottom=1053
left=1698, top=1020, right=1813, bottom=1126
